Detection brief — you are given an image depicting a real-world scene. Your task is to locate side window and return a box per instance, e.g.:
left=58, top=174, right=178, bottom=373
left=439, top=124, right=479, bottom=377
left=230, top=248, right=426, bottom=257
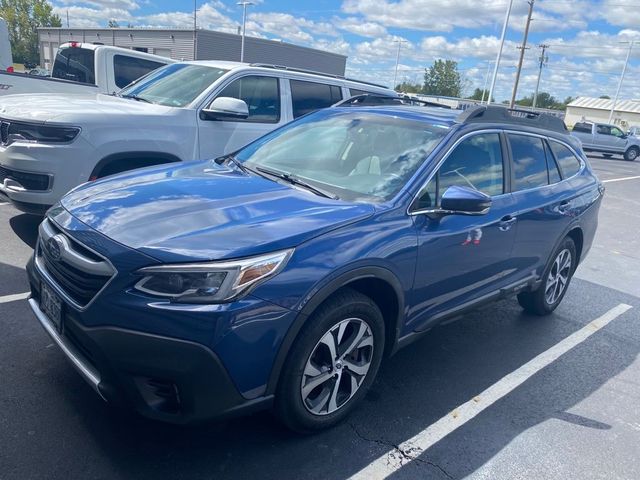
left=509, top=134, right=549, bottom=191
left=113, top=55, right=165, bottom=89
left=544, top=141, right=562, bottom=184
left=349, top=88, right=371, bottom=97
left=549, top=141, right=581, bottom=178
left=415, top=133, right=504, bottom=209
left=290, top=80, right=343, bottom=118
left=596, top=125, right=611, bottom=135
left=572, top=122, right=592, bottom=133
left=611, top=126, right=625, bottom=137
left=216, top=75, right=280, bottom=123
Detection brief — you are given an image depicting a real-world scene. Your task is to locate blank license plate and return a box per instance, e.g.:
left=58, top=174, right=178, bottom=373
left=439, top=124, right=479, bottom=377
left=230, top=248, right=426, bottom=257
left=40, top=282, right=63, bottom=332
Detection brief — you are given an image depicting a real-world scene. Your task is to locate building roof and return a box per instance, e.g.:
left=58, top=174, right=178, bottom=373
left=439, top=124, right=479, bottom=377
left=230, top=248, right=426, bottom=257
left=567, top=96, right=640, bottom=114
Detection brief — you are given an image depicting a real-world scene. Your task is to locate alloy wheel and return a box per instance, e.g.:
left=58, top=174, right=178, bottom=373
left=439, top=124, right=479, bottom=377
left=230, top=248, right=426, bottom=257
left=544, top=248, right=572, bottom=305
left=300, top=318, right=374, bottom=416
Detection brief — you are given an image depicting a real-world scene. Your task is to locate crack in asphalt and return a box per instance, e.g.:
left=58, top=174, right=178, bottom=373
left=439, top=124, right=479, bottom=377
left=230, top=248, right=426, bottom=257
left=348, top=422, right=455, bottom=479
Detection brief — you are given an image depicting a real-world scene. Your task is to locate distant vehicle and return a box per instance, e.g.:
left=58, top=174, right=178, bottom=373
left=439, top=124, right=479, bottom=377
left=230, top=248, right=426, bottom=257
left=0, top=61, right=395, bottom=214
left=0, top=42, right=172, bottom=98
left=0, top=18, right=12, bottom=72
left=26, top=106, right=602, bottom=430
left=628, top=125, right=640, bottom=137
left=28, top=67, right=51, bottom=77
left=571, top=121, right=640, bottom=161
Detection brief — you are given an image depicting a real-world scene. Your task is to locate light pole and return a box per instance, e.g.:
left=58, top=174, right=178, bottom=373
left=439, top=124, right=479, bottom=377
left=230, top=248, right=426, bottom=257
left=392, top=40, right=407, bottom=91
left=238, top=1, right=254, bottom=63
left=193, top=0, right=197, bottom=60
left=481, top=61, right=492, bottom=104
left=609, top=40, right=634, bottom=124
left=488, top=0, right=514, bottom=106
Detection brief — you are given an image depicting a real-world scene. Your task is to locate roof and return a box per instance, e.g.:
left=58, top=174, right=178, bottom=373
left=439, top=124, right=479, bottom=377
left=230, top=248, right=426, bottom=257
left=333, top=105, right=461, bottom=125
left=567, top=96, right=640, bottom=114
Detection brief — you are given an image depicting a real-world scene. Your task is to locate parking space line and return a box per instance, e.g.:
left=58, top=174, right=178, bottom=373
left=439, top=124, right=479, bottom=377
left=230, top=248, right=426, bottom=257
left=602, top=175, right=640, bottom=184
left=349, top=303, right=633, bottom=480
left=0, top=292, right=30, bottom=304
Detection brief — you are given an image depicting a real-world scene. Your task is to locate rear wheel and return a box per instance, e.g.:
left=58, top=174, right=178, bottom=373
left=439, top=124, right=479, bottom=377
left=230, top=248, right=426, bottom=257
left=624, top=147, right=639, bottom=161
left=518, top=237, right=576, bottom=315
left=275, top=289, right=384, bottom=433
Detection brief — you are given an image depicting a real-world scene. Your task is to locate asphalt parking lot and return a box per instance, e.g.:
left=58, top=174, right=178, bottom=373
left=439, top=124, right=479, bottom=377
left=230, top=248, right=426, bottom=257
left=1, top=154, right=639, bottom=480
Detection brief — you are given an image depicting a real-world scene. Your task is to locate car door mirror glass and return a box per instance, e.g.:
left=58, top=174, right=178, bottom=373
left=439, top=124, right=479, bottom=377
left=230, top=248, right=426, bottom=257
left=201, top=97, right=249, bottom=121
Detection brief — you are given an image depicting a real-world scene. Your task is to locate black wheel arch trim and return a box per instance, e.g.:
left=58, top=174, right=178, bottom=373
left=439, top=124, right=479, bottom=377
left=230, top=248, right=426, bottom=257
left=265, top=265, right=405, bottom=396
left=90, top=151, right=182, bottom=179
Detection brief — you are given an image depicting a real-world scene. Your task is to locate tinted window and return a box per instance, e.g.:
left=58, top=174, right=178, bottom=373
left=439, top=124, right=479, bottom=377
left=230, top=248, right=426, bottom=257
left=217, top=75, right=280, bottom=123
left=509, top=134, right=549, bottom=191
left=52, top=47, right=95, bottom=84
left=596, top=124, right=612, bottom=135
left=416, top=133, right=504, bottom=209
left=114, top=55, right=165, bottom=89
left=350, top=88, right=371, bottom=97
left=572, top=122, right=592, bottom=133
left=291, top=80, right=343, bottom=118
left=549, top=141, right=581, bottom=178
left=544, top=141, right=562, bottom=183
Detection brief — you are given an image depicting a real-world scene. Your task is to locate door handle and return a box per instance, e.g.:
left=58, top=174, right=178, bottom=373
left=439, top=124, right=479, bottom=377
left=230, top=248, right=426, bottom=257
left=499, top=215, right=517, bottom=231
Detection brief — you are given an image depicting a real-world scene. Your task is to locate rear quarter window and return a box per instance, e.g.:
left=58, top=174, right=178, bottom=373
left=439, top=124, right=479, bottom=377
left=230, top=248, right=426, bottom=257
left=549, top=141, right=582, bottom=179
left=572, top=123, right=592, bottom=133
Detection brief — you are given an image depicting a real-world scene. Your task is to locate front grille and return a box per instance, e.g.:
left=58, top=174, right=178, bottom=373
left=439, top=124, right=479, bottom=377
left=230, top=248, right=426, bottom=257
left=37, top=219, right=115, bottom=307
left=0, top=121, right=8, bottom=144
left=0, top=165, right=50, bottom=191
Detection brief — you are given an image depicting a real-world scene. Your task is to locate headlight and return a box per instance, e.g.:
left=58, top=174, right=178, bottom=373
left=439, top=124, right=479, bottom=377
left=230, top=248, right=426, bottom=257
left=134, top=249, right=293, bottom=303
left=4, top=121, right=80, bottom=145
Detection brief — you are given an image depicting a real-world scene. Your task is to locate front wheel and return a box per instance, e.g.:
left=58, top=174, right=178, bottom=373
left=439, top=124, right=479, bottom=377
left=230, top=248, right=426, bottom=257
left=624, top=147, right=639, bottom=161
left=518, top=237, right=576, bottom=315
left=275, top=289, right=385, bottom=433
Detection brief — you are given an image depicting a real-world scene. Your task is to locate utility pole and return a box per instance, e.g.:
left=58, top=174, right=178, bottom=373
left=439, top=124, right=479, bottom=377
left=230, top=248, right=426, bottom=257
left=488, top=0, right=514, bottom=106
left=193, top=0, right=197, bottom=60
left=532, top=44, right=548, bottom=109
left=510, top=0, right=535, bottom=108
left=609, top=40, right=634, bottom=124
left=392, top=40, right=407, bottom=91
left=238, top=2, right=254, bottom=63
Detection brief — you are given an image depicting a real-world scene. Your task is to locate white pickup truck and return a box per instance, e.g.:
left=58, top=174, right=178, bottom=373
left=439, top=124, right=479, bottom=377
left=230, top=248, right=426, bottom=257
left=0, top=42, right=172, bottom=97
left=0, top=60, right=395, bottom=213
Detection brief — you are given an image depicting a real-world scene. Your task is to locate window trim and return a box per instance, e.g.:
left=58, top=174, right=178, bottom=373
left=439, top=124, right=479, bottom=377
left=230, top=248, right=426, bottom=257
left=546, top=138, right=585, bottom=181
left=208, top=74, right=282, bottom=124
left=408, top=129, right=508, bottom=215
left=543, top=139, right=563, bottom=184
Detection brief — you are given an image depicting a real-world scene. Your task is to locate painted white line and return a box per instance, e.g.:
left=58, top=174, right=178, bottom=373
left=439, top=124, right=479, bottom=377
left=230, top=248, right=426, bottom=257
left=0, top=202, right=9, bottom=206
left=349, top=303, right=633, bottom=480
left=602, top=175, right=640, bottom=184
left=0, top=292, right=30, bottom=304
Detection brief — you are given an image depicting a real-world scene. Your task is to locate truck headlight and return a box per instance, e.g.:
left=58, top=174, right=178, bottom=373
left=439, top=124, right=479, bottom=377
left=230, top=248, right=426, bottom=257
left=134, top=249, right=293, bottom=303
left=4, top=121, right=80, bottom=145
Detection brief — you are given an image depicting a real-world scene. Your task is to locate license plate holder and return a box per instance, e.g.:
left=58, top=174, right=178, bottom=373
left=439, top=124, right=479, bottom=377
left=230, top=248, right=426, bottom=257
left=40, top=282, right=63, bottom=333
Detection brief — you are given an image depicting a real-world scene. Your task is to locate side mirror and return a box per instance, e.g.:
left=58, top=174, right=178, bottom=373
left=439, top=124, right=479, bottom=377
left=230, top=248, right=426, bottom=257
left=200, top=97, right=249, bottom=121
left=440, top=186, right=491, bottom=215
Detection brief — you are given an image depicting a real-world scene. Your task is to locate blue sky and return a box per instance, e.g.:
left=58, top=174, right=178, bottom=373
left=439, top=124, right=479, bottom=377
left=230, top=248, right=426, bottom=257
left=50, top=0, right=640, bottom=102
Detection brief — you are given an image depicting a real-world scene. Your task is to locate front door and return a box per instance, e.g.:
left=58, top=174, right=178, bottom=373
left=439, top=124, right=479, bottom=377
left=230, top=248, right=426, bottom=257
left=408, top=131, right=518, bottom=332
left=595, top=124, right=627, bottom=152
left=197, top=75, right=286, bottom=159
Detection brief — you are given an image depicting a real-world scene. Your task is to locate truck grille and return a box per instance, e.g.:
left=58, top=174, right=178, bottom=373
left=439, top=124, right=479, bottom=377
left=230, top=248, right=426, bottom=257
left=0, top=165, right=51, bottom=191
left=36, top=218, right=115, bottom=308
left=0, top=121, right=8, bottom=145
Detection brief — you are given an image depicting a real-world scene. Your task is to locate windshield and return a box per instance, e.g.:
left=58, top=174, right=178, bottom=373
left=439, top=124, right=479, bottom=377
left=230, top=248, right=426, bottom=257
left=118, top=64, right=228, bottom=107
left=236, top=110, right=449, bottom=202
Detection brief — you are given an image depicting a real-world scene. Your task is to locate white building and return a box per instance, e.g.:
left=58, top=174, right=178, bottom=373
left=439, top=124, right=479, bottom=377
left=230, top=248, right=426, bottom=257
left=565, top=96, right=640, bottom=129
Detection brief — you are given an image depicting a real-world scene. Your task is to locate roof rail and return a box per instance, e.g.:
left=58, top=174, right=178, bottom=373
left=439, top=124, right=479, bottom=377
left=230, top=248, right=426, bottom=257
left=333, top=94, right=404, bottom=107
left=249, top=63, right=390, bottom=89
left=399, top=94, right=451, bottom=109
left=457, top=105, right=568, bottom=133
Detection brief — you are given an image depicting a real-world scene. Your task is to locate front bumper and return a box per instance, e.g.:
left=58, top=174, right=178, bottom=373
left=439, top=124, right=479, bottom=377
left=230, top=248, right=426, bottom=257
left=27, top=257, right=278, bottom=424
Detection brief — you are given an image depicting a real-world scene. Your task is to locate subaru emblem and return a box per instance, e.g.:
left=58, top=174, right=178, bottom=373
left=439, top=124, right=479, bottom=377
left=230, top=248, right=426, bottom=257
left=47, top=236, right=62, bottom=261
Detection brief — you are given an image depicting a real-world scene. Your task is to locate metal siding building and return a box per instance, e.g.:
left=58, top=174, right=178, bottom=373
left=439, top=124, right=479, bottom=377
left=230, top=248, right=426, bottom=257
left=38, top=28, right=346, bottom=75
left=565, top=96, right=640, bottom=129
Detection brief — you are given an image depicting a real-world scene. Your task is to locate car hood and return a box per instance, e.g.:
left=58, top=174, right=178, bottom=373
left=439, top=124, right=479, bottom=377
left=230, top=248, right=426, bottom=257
left=61, top=161, right=375, bottom=262
left=0, top=93, right=173, bottom=123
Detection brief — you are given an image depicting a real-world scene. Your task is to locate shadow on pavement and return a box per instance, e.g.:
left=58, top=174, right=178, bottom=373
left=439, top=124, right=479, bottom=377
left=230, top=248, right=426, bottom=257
left=9, top=213, right=41, bottom=249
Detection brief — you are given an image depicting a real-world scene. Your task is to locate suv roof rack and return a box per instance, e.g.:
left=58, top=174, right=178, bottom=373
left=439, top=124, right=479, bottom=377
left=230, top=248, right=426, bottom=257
left=333, top=94, right=404, bottom=107
left=249, top=63, right=390, bottom=89
left=457, top=105, right=568, bottom=133
left=399, top=94, right=451, bottom=109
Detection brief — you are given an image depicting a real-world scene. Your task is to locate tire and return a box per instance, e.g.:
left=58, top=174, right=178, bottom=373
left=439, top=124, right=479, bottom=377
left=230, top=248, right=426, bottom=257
left=517, top=237, right=577, bottom=316
left=275, top=288, right=385, bottom=433
left=602, top=153, right=613, bottom=158
left=624, top=147, right=639, bottom=161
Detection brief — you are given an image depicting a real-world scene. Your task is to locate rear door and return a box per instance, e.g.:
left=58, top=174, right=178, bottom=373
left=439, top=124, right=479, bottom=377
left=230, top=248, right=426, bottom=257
left=289, top=79, right=343, bottom=119
left=196, top=74, right=286, bottom=159
left=508, top=133, right=577, bottom=282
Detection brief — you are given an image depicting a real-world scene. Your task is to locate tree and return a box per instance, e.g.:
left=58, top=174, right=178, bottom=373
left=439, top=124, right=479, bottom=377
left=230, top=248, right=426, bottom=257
left=0, top=0, right=61, bottom=65
left=515, top=92, right=559, bottom=109
left=108, top=19, right=119, bottom=28
left=599, top=95, right=610, bottom=99
left=423, top=59, right=463, bottom=97
left=395, top=81, right=422, bottom=94
left=467, top=87, right=494, bottom=103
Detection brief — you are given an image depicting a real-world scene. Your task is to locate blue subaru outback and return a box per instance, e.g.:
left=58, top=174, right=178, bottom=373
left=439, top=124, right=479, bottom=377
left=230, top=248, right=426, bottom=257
left=27, top=105, right=603, bottom=432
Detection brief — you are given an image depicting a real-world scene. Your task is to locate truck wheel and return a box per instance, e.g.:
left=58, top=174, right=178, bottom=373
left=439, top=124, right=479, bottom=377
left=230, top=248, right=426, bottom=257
left=275, top=289, right=385, bottom=433
left=602, top=153, right=613, bottom=158
left=624, top=147, right=639, bottom=161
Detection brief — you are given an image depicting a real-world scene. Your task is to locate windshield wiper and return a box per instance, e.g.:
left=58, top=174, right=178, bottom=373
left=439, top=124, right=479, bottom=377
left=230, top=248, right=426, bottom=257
left=119, top=93, right=152, bottom=103
left=255, top=167, right=338, bottom=200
